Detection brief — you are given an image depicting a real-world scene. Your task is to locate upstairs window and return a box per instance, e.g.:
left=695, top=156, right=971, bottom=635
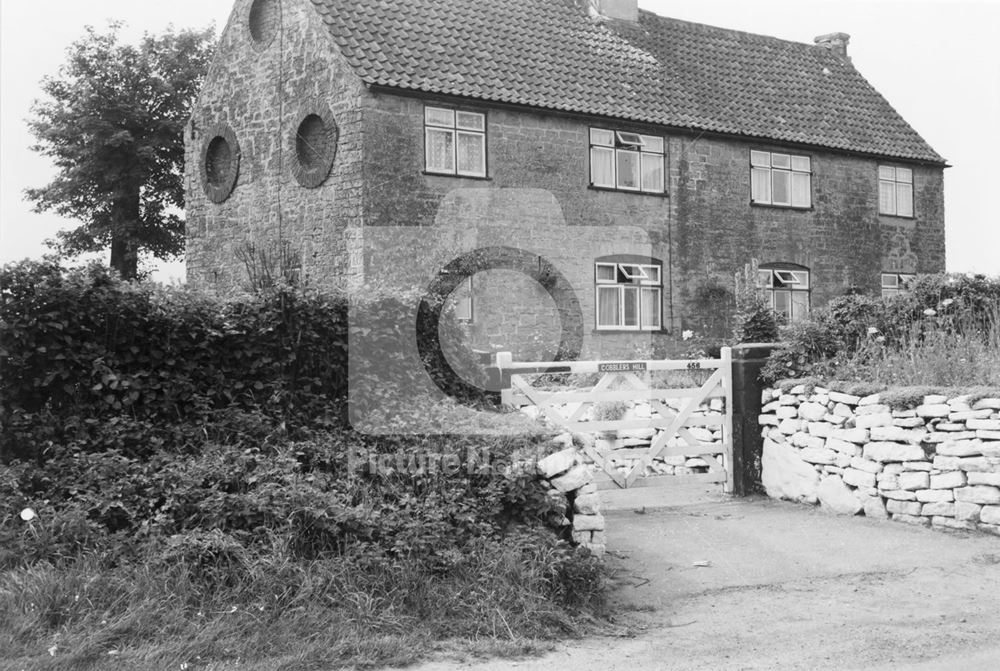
left=881, top=272, right=915, bottom=298
left=590, top=129, right=664, bottom=193
left=595, top=261, right=662, bottom=330
left=424, top=106, right=486, bottom=177
left=751, top=150, right=811, bottom=208
left=758, top=264, right=810, bottom=321
left=879, top=166, right=913, bottom=217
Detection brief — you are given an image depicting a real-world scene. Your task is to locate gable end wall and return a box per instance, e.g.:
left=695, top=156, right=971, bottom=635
left=185, top=0, right=368, bottom=293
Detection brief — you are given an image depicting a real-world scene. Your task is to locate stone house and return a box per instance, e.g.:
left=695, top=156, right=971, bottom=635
left=185, top=0, right=946, bottom=360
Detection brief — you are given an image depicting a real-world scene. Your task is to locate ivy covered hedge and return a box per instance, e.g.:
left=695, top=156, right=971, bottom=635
left=2, top=260, right=340, bottom=459
left=1, top=259, right=492, bottom=461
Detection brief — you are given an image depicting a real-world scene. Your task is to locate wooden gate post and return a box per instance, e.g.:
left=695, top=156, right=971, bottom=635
left=492, top=351, right=513, bottom=401
left=730, top=343, right=780, bottom=496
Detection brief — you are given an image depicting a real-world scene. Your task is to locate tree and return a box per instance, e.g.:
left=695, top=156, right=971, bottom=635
left=26, top=23, right=215, bottom=280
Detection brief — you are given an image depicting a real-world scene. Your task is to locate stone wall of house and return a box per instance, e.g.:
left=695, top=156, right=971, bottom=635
left=360, top=94, right=677, bottom=360
left=670, top=137, right=946, bottom=335
left=356, top=92, right=945, bottom=357
left=185, top=0, right=367, bottom=294
left=759, top=385, right=1000, bottom=534
left=184, top=1, right=946, bottom=359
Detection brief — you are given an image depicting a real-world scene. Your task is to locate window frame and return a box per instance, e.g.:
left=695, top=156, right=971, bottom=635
left=589, top=128, right=665, bottom=194
left=878, top=165, right=914, bottom=217
left=750, top=150, right=812, bottom=208
left=758, top=265, right=811, bottom=321
left=452, top=275, right=474, bottom=322
left=881, top=272, right=916, bottom=299
left=595, top=261, right=662, bottom=331
left=424, top=105, right=487, bottom=178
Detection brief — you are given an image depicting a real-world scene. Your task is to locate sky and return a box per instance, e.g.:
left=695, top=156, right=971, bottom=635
left=2, top=0, right=999, bottom=280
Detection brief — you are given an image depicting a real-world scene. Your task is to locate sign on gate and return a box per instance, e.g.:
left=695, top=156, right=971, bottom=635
left=494, top=350, right=735, bottom=495
left=597, top=361, right=648, bottom=373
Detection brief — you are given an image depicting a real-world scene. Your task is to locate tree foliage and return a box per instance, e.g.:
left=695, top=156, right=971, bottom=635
left=25, top=23, right=215, bottom=279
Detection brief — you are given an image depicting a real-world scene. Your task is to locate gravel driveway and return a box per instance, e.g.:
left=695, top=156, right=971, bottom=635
left=408, top=487, right=1000, bottom=670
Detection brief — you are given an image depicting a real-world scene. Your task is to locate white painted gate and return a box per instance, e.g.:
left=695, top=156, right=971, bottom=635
left=495, top=348, right=734, bottom=494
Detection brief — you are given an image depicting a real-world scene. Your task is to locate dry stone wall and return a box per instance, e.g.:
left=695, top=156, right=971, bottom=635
left=522, top=396, right=729, bottom=556
left=535, top=440, right=606, bottom=556
left=521, top=397, right=726, bottom=478
left=759, top=385, right=1000, bottom=534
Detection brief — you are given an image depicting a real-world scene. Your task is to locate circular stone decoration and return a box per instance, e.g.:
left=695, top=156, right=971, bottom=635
left=291, top=104, right=338, bottom=188
left=200, top=124, right=240, bottom=204
left=248, top=0, right=279, bottom=49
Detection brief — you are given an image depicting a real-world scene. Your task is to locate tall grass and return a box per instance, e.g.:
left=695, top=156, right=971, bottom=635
left=0, top=533, right=605, bottom=671
left=837, top=303, right=1000, bottom=387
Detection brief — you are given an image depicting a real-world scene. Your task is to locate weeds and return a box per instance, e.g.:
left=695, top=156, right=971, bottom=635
left=837, top=303, right=1000, bottom=387
left=764, top=274, right=1000, bottom=389
left=0, top=533, right=606, bottom=670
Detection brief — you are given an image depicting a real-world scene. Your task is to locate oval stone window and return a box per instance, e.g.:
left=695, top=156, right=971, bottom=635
left=200, top=125, right=240, bottom=203
left=248, top=0, right=279, bottom=48
left=205, top=137, right=232, bottom=184
left=292, top=107, right=338, bottom=188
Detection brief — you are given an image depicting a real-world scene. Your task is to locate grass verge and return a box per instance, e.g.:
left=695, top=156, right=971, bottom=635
left=0, top=532, right=606, bottom=671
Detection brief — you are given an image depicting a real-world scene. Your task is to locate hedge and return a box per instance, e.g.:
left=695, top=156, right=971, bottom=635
left=0, top=259, right=488, bottom=461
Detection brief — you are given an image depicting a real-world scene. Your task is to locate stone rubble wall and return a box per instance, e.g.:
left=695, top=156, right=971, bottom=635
left=524, top=396, right=729, bottom=556
left=534, top=439, right=606, bottom=556
left=522, top=397, right=726, bottom=478
left=759, top=384, right=1000, bottom=534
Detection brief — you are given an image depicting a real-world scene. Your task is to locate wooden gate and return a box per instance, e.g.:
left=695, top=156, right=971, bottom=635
left=495, top=348, right=734, bottom=494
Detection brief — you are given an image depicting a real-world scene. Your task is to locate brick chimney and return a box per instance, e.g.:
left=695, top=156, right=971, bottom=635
left=590, top=0, right=639, bottom=23
left=814, top=32, right=851, bottom=60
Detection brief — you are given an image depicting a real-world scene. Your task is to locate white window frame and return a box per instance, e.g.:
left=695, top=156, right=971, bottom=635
left=595, top=262, right=662, bottom=331
left=424, top=106, right=486, bottom=177
left=453, top=276, right=473, bottom=322
left=589, top=128, right=665, bottom=194
left=878, top=166, right=914, bottom=217
left=881, top=272, right=915, bottom=299
left=751, top=150, right=812, bottom=208
left=757, top=266, right=811, bottom=321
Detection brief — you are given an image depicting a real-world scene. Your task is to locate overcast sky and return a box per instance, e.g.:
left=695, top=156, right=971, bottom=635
left=2, top=0, right=998, bottom=280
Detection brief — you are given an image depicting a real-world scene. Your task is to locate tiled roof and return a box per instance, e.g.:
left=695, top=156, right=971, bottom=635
left=309, top=0, right=944, bottom=163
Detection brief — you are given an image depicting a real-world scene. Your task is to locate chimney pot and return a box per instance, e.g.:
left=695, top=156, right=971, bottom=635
left=814, top=32, right=851, bottom=60
left=590, top=0, right=639, bottom=23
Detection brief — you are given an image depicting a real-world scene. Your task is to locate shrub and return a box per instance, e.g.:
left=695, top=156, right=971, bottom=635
left=0, top=260, right=491, bottom=462
left=762, top=273, right=1000, bottom=385
left=732, top=258, right=780, bottom=344
left=762, top=317, right=844, bottom=381
left=733, top=300, right=781, bottom=344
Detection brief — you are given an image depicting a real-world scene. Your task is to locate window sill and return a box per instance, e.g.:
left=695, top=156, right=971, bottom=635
left=588, top=185, right=668, bottom=198
left=423, top=170, right=491, bottom=181
left=878, top=212, right=916, bottom=220
left=592, top=327, right=667, bottom=334
left=750, top=202, right=813, bottom=212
